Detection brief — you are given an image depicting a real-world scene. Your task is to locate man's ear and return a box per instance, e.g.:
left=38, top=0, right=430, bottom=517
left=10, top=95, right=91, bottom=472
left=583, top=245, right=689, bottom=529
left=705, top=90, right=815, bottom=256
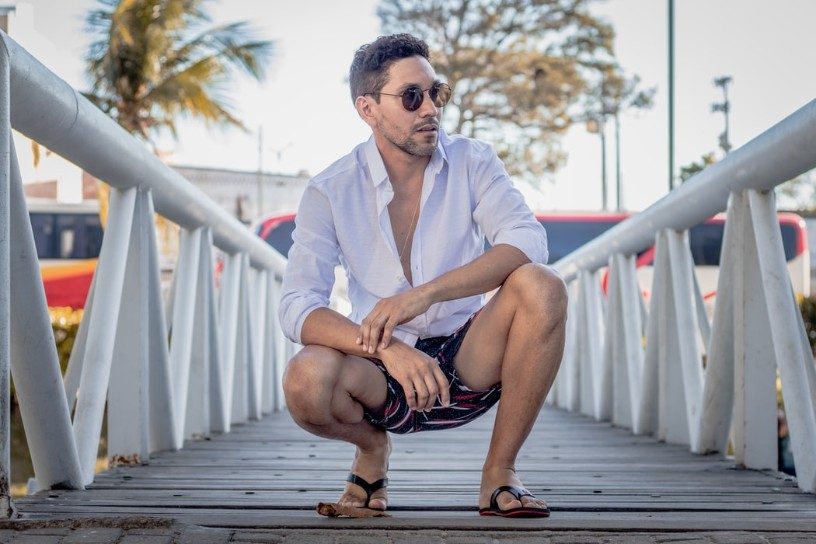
left=355, top=95, right=377, bottom=128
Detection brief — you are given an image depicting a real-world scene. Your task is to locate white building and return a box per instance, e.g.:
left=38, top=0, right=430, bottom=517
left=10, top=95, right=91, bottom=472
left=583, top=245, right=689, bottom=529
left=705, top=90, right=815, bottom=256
left=171, top=165, right=309, bottom=224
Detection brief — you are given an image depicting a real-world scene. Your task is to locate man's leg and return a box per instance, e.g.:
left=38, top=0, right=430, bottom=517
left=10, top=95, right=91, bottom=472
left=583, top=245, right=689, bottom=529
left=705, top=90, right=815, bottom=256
left=283, top=345, right=392, bottom=510
left=452, top=263, right=568, bottom=512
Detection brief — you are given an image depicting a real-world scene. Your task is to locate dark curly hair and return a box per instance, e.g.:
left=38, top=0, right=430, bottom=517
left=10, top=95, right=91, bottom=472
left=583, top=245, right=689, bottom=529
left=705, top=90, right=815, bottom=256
left=349, top=34, right=430, bottom=104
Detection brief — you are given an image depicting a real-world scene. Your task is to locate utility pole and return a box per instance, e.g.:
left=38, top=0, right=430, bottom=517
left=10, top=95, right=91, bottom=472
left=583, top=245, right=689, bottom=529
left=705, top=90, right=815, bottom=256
left=668, top=0, right=675, bottom=192
left=712, top=76, right=732, bottom=154
left=256, top=125, right=264, bottom=219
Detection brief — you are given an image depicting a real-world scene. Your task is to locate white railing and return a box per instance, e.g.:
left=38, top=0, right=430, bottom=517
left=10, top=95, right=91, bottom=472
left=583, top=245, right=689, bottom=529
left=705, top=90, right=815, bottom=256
left=548, top=98, right=816, bottom=493
left=0, top=32, right=297, bottom=513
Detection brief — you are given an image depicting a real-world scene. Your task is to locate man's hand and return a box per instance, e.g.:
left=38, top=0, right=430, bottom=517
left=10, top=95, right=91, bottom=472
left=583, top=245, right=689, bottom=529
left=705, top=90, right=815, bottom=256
left=378, top=341, right=450, bottom=411
left=357, top=287, right=433, bottom=353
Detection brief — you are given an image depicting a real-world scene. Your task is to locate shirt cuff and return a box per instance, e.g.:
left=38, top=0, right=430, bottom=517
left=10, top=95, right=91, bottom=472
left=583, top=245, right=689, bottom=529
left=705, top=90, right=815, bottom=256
left=493, top=227, right=549, bottom=265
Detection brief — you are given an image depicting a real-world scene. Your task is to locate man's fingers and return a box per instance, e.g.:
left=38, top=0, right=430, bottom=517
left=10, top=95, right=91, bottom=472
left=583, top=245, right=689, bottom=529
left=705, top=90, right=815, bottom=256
left=360, top=318, right=371, bottom=353
left=368, top=316, right=388, bottom=354
left=432, top=364, right=450, bottom=407
left=421, top=373, right=438, bottom=411
left=379, top=319, right=397, bottom=350
left=412, top=377, right=430, bottom=412
left=403, top=381, right=417, bottom=411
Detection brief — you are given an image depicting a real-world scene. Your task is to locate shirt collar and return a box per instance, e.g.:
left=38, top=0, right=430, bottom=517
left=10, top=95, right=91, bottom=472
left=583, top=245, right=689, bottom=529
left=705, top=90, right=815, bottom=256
left=364, top=131, right=448, bottom=188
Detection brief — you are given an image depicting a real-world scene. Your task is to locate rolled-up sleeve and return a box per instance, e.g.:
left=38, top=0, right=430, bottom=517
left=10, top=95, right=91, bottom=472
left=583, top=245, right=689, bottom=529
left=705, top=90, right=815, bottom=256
left=278, top=182, right=340, bottom=344
left=471, top=145, right=549, bottom=264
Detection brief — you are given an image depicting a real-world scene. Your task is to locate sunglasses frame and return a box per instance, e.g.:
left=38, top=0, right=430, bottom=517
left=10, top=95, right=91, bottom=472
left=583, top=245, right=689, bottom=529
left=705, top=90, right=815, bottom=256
left=365, top=82, right=452, bottom=112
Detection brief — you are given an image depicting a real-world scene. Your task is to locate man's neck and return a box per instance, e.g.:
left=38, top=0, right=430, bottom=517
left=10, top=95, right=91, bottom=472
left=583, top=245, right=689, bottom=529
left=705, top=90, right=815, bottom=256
left=374, top=133, right=432, bottom=188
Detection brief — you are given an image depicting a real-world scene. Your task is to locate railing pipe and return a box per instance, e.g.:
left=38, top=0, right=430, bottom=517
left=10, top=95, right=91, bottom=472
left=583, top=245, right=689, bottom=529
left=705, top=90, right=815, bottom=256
left=554, top=99, right=816, bottom=280
left=0, top=40, right=11, bottom=515
left=0, top=32, right=286, bottom=275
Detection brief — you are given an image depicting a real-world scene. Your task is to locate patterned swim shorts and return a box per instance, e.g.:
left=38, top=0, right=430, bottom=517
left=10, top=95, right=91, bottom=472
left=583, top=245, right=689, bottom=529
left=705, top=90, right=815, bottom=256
left=361, top=309, right=502, bottom=434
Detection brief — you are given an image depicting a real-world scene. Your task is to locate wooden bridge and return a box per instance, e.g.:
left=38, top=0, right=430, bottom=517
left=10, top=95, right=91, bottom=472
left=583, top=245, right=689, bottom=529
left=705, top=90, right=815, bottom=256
left=2, top=28, right=816, bottom=544
left=13, top=405, right=816, bottom=538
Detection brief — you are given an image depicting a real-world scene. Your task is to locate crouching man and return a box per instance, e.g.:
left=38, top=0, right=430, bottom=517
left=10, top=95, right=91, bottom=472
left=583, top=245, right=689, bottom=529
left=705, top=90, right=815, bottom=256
left=278, top=33, right=567, bottom=517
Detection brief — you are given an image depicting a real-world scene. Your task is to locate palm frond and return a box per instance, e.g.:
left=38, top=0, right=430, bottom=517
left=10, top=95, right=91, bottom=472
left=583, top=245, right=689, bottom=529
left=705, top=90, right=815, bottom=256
left=82, top=0, right=272, bottom=142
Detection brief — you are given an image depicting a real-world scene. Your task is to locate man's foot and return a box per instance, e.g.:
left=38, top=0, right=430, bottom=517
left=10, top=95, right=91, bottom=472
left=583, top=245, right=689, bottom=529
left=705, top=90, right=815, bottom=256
left=479, top=465, right=549, bottom=514
left=338, top=435, right=392, bottom=510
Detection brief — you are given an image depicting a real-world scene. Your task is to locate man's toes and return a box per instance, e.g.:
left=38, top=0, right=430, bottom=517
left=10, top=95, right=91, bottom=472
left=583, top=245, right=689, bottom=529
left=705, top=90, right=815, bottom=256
left=338, top=494, right=365, bottom=508
left=369, top=491, right=388, bottom=510
left=497, top=492, right=522, bottom=510
left=522, top=496, right=548, bottom=509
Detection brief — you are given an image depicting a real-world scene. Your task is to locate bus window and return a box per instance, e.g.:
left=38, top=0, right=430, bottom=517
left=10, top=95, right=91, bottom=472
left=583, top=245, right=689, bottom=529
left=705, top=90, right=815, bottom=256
left=689, top=222, right=798, bottom=265
left=30, top=213, right=56, bottom=259
left=56, top=215, right=80, bottom=259
left=84, top=215, right=104, bottom=258
left=539, top=220, right=622, bottom=262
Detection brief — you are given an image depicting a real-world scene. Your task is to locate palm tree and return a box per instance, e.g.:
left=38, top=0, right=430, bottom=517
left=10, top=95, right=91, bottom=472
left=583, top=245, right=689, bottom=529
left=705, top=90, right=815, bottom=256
left=83, top=0, right=273, bottom=143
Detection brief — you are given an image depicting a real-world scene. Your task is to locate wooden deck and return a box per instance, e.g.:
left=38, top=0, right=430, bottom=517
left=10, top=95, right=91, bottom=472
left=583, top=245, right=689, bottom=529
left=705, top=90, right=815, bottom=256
left=13, top=406, right=816, bottom=532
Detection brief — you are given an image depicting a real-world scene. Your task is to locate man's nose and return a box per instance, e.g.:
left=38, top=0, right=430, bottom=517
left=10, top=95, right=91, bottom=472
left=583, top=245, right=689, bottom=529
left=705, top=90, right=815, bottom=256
left=417, top=89, right=439, bottom=117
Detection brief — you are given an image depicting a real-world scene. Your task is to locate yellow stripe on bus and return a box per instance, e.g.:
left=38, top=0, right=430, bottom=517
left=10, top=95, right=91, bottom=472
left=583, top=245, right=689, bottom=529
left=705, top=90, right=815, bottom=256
left=40, top=259, right=97, bottom=281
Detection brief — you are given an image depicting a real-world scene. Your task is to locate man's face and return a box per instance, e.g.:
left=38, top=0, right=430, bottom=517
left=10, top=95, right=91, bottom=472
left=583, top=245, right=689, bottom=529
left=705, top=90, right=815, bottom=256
left=367, top=56, right=441, bottom=157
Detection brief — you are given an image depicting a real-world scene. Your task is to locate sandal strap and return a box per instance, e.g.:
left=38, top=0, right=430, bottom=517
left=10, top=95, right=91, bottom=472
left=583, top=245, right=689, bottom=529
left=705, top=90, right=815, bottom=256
left=489, top=485, right=533, bottom=510
left=346, top=473, right=388, bottom=501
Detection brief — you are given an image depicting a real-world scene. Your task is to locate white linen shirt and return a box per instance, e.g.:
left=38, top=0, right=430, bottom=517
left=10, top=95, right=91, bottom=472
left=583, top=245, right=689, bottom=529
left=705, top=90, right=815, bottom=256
left=278, top=130, right=548, bottom=347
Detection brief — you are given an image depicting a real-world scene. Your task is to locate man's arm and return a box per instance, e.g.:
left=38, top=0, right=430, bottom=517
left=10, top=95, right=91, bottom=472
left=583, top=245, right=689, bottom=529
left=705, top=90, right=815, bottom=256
left=356, top=243, right=529, bottom=352
left=300, top=307, right=451, bottom=411
left=358, top=142, right=548, bottom=352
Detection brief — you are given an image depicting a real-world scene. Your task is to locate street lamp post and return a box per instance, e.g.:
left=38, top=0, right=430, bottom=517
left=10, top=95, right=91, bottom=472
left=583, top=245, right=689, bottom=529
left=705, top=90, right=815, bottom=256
left=712, top=76, right=732, bottom=154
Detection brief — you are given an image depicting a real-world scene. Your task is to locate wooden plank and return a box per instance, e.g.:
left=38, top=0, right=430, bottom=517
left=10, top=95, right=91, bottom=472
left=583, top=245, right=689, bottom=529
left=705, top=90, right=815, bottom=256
left=14, top=404, right=816, bottom=533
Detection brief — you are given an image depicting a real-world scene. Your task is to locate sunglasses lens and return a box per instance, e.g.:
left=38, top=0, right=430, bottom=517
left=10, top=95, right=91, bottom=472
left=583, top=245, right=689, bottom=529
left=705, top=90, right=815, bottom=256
left=401, top=87, right=423, bottom=111
left=431, top=83, right=451, bottom=107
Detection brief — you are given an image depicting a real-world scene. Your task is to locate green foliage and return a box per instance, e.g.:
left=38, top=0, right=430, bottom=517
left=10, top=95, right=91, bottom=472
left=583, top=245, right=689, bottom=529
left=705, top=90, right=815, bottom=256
left=800, top=294, right=816, bottom=356
left=776, top=170, right=816, bottom=212
left=83, top=0, right=274, bottom=142
left=679, top=152, right=717, bottom=183
left=378, top=0, right=616, bottom=182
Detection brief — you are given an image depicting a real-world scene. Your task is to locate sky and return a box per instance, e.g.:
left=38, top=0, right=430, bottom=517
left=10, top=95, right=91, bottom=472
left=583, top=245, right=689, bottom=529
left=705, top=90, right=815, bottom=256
left=8, top=0, right=816, bottom=212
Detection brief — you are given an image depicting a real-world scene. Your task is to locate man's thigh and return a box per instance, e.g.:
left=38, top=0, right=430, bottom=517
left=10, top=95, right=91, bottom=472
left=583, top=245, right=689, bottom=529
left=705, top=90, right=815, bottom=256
left=452, top=285, right=516, bottom=392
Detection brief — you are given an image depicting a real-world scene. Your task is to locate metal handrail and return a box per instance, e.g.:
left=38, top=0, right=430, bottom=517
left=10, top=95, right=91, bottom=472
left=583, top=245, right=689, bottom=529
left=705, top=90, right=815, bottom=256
left=0, top=32, right=286, bottom=274
left=0, top=32, right=296, bottom=509
left=547, top=97, right=816, bottom=495
left=552, top=99, right=816, bottom=282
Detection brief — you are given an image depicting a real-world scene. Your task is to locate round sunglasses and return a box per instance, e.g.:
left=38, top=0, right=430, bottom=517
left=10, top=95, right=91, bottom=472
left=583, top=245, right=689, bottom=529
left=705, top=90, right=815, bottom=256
left=366, top=82, right=452, bottom=112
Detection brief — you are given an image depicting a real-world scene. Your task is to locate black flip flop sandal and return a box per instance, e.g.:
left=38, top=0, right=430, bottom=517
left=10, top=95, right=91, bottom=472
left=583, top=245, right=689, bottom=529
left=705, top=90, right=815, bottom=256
left=346, top=473, right=389, bottom=511
left=478, top=485, right=550, bottom=518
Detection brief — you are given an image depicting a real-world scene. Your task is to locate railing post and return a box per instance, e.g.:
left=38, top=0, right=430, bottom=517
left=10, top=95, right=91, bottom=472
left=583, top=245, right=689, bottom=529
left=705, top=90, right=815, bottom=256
left=185, top=228, right=213, bottom=440
left=169, top=227, right=202, bottom=447
left=730, top=190, right=777, bottom=469
left=73, top=187, right=136, bottom=484
left=107, top=188, right=152, bottom=465
left=145, top=192, right=177, bottom=454
left=606, top=253, right=644, bottom=429
left=219, top=252, right=241, bottom=428
left=269, top=276, right=286, bottom=412
left=231, top=254, right=251, bottom=424
left=749, top=189, right=816, bottom=489
left=0, top=41, right=12, bottom=515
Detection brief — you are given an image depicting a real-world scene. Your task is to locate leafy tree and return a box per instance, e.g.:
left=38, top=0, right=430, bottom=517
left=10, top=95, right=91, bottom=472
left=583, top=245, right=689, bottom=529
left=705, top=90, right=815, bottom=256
left=83, top=0, right=273, bottom=144
left=581, top=62, right=655, bottom=209
left=378, top=0, right=615, bottom=182
left=776, top=170, right=816, bottom=212
left=679, top=152, right=717, bottom=183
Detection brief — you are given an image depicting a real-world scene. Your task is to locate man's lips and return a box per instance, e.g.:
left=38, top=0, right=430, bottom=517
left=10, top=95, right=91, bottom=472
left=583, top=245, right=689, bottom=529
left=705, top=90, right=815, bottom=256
left=416, top=125, right=438, bottom=132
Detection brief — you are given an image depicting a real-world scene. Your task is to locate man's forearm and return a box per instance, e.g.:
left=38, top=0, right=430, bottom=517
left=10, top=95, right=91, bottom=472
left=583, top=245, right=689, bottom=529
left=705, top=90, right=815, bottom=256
left=300, top=306, right=410, bottom=358
left=419, top=244, right=530, bottom=305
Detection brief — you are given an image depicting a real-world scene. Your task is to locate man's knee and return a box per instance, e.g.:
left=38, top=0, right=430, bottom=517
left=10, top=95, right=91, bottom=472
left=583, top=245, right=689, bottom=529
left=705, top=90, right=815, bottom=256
left=505, top=263, right=568, bottom=322
left=282, top=345, right=342, bottom=421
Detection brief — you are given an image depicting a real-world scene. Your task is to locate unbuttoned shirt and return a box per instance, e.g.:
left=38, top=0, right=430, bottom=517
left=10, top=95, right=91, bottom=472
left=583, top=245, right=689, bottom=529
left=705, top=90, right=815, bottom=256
left=278, top=130, right=549, bottom=347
